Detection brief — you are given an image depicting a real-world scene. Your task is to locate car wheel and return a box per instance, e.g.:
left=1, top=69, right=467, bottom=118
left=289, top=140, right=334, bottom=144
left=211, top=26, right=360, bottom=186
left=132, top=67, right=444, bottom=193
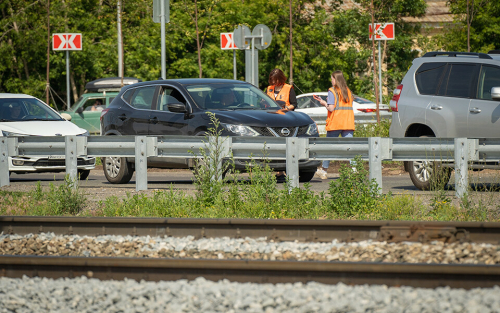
left=103, top=157, right=134, bottom=184
left=407, top=136, right=451, bottom=190
left=78, top=169, right=90, bottom=181
left=298, top=170, right=316, bottom=183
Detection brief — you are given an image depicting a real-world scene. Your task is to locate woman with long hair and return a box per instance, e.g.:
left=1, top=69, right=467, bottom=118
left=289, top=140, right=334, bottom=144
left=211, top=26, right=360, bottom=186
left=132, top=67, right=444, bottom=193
left=313, top=70, right=355, bottom=179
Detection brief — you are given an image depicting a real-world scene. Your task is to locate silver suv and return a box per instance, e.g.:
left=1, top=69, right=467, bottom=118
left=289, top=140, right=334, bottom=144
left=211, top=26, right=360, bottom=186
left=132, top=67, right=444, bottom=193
left=389, top=51, right=500, bottom=190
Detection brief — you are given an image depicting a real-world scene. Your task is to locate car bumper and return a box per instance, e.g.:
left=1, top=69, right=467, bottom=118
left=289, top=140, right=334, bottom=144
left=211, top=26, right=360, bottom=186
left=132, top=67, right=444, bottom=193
left=233, top=158, right=321, bottom=172
left=9, top=156, right=96, bottom=173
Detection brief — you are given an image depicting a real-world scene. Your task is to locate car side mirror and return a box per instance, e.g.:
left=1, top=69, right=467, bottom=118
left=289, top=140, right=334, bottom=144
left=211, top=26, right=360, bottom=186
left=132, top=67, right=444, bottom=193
left=76, top=107, right=84, bottom=114
left=60, top=113, right=72, bottom=121
left=167, top=103, right=187, bottom=113
left=491, top=87, right=500, bottom=101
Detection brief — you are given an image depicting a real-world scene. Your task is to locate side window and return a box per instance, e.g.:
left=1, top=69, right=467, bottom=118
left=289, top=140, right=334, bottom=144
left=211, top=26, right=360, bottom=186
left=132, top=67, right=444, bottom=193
left=157, top=86, right=187, bottom=111
left=439, top=64, right=477, bottom=98
left=129, top=86, right=156, bottom=109
left=477, top=65, right=500, bottom=100
left=82, top=98, right=105, bottom=112
left=122, top=89, right=134, bottom=102
left=297, top=96, right=310, bottom=109
left=415, top=62, right=447, bottom=95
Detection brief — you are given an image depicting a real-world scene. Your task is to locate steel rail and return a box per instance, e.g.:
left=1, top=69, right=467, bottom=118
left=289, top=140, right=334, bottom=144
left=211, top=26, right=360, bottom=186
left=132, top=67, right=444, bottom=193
left=2, top=216, right=500, bottom=244
left=0, top=255, right=499, bottom=289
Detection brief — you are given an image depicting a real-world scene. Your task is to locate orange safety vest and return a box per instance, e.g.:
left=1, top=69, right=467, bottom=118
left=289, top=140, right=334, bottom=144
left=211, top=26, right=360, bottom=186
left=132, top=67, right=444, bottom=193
left=267, top=84, right=294, bottom=110
left=325, top=87, right=354, bottom=131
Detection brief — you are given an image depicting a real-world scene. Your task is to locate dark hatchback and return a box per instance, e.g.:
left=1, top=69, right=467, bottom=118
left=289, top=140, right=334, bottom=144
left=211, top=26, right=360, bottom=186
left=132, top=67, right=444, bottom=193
left=100, top=78, right=320, bottom=184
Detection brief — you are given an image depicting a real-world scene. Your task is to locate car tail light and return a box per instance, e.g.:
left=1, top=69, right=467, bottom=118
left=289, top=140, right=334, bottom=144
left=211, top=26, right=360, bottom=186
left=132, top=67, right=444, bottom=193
left=357, top=108, right=376, bottom=113
left=390, top=84, right=403, bottom=112
left=100, top=108, right=110, bottom=122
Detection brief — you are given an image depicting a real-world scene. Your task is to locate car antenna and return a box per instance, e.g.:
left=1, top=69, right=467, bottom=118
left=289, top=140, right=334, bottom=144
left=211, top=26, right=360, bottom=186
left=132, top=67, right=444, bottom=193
left=292, top=82, right=305, bottom=95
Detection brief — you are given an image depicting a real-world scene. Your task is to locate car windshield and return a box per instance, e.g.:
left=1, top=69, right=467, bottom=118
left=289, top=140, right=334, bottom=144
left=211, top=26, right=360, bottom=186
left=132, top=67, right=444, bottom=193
left=185, top=83, right=281, bottom=110
left=354, top=96, right=374, bottom=104
left=0, top=98, right=63, bottom=122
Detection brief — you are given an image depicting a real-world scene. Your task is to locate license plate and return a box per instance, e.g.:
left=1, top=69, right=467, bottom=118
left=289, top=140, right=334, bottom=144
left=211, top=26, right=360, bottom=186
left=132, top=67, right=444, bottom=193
left=48, top=155, right=65, bottom=160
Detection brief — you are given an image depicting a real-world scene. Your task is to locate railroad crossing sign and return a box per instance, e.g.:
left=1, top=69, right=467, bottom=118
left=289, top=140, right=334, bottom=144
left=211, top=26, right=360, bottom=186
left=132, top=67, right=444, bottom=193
left=52, top=33, right=82, bottom=50
left=220, top=33, right=237, bottom=50
left=369, top=23, right=395, bottom=40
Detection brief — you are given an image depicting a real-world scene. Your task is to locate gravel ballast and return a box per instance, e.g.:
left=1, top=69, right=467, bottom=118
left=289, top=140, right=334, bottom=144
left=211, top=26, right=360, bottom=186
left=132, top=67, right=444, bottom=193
left=1, top=276, right=500, bottom=313
left=2, top=232, right=500, bottom=264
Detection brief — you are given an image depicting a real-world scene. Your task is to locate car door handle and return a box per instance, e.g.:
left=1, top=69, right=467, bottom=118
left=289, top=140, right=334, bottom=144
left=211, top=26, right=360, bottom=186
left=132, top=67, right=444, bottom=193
left=469, top=107, right=481, bottom=114
left=430, top=105, right=442, bottom=110
left=149, top=116, right=158, bottom=124
left=118, top=114, right=127, bottom=121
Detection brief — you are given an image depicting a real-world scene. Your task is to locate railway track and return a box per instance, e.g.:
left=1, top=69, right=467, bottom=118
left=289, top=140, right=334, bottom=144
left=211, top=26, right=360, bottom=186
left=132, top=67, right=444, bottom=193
left=1, top=216, right=500, bottom=289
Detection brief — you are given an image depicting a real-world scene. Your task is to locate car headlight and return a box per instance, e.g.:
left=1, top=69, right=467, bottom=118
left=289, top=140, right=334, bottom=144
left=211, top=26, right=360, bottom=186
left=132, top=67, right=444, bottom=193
left=221, top=123, right=260, bottom=136
left=1, top=131, right=26, bottom=137
left=77, top=130, right=90, bottom=136
left=305, top=123, right=318, bottom=136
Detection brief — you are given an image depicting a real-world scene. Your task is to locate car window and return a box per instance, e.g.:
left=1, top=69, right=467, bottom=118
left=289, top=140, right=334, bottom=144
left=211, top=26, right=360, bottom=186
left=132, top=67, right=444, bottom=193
left=0, top=98, right=63, bottom=122
left=82, top=98, right=105, bottom=112
left=477, top=65, right=500, bottom=100
left=129, top=86, right=156, bottom=110
left=297, top=96, right=322, bottom=109
left=185, top=83, right=280, bottom=110
left=156, top=86, right=187, bottom=112
left=437, top=63, right=477, bottom=98
left=415, top=62, right=447, bottom=95
left=122, top=89, right=134, bottom=102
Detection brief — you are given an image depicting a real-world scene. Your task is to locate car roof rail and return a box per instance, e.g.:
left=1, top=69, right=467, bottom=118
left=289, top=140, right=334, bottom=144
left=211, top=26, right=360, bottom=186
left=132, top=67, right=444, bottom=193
left=423, top=51, right=492, bottom=59
left=488, top=50, right=500, bottom=54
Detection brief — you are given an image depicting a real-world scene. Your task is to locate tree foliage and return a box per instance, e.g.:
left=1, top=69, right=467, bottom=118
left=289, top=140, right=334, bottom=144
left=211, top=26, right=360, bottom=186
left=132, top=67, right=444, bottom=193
left=1, top=0, right=427, bottom=109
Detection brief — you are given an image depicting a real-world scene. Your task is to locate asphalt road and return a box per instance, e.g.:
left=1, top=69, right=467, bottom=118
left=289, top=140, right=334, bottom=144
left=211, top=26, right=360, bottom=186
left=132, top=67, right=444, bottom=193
left=5, top=168, right=500, bottom=198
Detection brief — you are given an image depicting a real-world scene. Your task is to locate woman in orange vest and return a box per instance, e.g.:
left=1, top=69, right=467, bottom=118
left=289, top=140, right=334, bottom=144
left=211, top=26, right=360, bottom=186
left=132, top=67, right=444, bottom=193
left=266, top=69, right=297, bottom=111
left=313, top=70, right=355, bottom=179
left=266, top=69, right=297, bottom=182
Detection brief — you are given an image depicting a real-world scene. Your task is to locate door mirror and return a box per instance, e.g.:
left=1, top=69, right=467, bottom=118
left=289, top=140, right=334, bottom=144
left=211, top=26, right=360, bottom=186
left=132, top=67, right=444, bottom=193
left=167, top=103, right=187, bottom=113
left=60, top=113, right=72, bottom=121
left=491, top=87, right=500, bottom=101
left=76, top=107, right=84, bottom=114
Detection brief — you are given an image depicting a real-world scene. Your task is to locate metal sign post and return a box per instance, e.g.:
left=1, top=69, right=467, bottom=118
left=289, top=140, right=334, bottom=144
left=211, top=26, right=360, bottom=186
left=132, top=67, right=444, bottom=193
left=368, top=23, right=395, bottom=109
left=52, top=33, right=82, bottom=109
left=220, top=32, right=238, bottom=80
left=153, top=0, right=170, bottom=79
left=233, top=24, right=272, bottom=86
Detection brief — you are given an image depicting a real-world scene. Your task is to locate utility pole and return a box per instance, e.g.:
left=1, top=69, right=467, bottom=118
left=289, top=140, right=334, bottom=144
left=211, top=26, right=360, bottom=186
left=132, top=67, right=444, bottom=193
left=117, top=0, right=124, bottom=86
left=289, top=0, right=293, bottom=85
left=46, top=0, right=50, bottom=105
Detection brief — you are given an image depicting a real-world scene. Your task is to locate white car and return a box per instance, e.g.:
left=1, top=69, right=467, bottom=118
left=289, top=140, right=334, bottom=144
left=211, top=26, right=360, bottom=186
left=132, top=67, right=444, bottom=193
left=295, top=92, right=392, bottom=134
left=0, top=93, right=95, bottom=179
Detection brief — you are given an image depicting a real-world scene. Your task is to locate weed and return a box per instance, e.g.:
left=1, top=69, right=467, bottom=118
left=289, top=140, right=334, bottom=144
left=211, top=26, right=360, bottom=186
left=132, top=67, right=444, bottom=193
left=326, top=155, right=381, bottom=217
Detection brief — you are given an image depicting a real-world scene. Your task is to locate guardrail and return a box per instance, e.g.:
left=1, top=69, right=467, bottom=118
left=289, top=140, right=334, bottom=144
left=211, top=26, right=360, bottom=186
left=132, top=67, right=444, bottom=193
left=1, top=136, right=499, bottom=197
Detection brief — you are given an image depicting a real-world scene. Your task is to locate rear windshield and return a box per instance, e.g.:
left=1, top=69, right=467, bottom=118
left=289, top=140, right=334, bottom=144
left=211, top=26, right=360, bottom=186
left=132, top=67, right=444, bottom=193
left=0, top=98, right=63, bottom=122
left=185, top=83, right=281, bottom=110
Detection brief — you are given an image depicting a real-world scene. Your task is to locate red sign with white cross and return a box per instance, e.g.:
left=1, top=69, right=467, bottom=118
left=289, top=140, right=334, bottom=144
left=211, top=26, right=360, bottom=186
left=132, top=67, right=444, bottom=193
left=369, top=23, right=395, bottom=40
left=220, top=32, right=237, bottom=50
left=52, top=33, right=82, bottom=51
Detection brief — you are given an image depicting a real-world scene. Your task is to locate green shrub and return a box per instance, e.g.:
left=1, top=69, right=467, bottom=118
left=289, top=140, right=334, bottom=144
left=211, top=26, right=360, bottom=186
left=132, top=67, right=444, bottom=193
left=326, top=156, right=381, bottom=217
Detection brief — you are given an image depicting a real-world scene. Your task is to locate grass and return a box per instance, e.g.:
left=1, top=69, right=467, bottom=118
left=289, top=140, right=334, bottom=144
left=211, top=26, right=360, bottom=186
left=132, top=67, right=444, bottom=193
left=2, top=159, right=499, bottom=222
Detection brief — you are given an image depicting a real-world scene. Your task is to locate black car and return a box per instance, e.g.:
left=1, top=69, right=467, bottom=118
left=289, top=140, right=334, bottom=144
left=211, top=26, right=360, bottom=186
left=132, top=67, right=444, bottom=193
left=100, top=78, right=321, bottom=183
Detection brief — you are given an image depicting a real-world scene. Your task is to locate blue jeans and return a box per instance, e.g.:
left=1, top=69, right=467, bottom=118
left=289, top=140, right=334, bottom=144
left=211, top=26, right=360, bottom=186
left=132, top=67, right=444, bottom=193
left=322, top=130, right=354, bottom=169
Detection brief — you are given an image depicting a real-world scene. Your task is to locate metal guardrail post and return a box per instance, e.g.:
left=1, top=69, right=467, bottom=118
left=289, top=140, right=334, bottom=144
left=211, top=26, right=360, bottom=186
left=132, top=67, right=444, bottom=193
left=286, top=137, right=301, bottom=191
left=454, top=138, right=469, bottom=198
left=368, top=137, right=383, bottom=194
left=65, top=136, right=78, bottom=187
left=135, top=136, right=148, bottom=191
left=0, top=138, right=9, bottom=187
